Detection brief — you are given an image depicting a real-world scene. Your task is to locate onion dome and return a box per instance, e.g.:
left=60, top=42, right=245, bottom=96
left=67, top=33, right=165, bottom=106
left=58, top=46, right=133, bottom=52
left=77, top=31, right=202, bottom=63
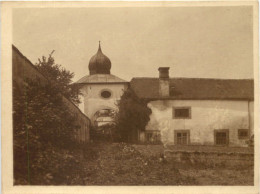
left=88, top=42, right=111, bottom=75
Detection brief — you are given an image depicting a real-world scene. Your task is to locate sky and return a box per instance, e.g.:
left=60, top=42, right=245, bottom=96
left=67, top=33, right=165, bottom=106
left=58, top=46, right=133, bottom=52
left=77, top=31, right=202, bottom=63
left=13, top=6, right=253, bottom=82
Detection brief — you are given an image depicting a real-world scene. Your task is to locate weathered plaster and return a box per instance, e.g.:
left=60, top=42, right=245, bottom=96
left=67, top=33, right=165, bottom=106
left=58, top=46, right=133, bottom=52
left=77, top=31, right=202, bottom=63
left=145, top=100, right=254, bottom=147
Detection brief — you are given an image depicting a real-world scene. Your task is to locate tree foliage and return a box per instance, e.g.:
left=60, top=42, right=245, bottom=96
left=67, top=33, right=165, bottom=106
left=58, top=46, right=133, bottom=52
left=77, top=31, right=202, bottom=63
left=13, top=51, right=82, bottom=184
left=115, top=88, right=152, bottom=142
left=35, top=51, right=81, bottom=105
left=13, top=79, right=80, bottom=184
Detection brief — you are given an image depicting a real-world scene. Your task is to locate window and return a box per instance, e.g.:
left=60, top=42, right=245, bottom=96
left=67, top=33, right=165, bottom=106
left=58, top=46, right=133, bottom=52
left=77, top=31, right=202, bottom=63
left=214, top=130, right=229, bottom=146
left=174, top=130, right=190, bottom=145
left=173, top=107, right=191, bottom=119
left=238, top=129, right=249, bottom=139
left=145, top=131, right=161, bottom=143
left=100, top=90, right=112, bottom=99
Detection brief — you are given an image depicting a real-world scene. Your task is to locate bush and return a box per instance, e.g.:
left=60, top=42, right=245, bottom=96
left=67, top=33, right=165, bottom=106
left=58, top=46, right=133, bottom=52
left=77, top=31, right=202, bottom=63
left=115, top=88, right=151, bottom=142
left=13, top=79, right=79, bottom=184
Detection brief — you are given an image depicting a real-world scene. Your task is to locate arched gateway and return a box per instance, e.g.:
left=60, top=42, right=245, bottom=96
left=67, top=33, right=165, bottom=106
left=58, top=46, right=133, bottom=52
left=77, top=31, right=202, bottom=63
left=93, top=108, right=116, bottom=127
left=75, top=42, right=128, bottom=131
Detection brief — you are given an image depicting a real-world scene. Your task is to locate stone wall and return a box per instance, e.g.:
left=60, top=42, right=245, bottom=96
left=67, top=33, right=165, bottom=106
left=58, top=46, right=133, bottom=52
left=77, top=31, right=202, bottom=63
left=164, top=150, right=254, bottom=167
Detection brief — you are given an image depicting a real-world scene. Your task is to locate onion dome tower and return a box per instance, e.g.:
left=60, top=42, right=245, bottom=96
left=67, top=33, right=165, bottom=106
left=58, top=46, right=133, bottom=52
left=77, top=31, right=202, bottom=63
left=88, top=41, right=111, bottom=75
left=75, top=42, right=128, bottom=127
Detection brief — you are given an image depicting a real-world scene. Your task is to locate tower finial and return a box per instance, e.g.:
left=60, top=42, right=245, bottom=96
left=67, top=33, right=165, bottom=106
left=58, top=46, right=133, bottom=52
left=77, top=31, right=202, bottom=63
left=98, top=41, right=102, bottom=52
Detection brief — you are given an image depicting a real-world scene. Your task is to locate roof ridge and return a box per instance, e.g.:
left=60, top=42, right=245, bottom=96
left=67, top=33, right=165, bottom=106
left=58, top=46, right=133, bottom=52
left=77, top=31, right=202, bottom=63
left=170, top=77, right=254, bottom=81
left=131, top=77, right=254, bottom=81
left=131, top=77, right=158, bottom=80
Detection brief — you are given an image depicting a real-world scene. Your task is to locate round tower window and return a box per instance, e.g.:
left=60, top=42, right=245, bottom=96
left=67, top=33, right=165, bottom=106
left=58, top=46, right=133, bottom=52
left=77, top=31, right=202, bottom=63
left=101, top=90, right=111, bottom=99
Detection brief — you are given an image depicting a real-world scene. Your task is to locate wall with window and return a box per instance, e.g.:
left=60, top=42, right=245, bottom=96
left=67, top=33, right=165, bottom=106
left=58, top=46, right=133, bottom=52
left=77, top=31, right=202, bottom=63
left=144, top=99, right=254, bottom=147
left=79, top=83, right=127, bottom=123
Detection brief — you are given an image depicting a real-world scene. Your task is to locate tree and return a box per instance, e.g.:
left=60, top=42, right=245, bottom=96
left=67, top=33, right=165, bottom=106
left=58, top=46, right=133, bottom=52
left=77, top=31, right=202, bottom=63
left=13, top=51, right=82, bottom=184
left=35, top=51, right=81, bottom=105
left=13, top=78, right=80, bottom=184
left=115, top=88, right=152, bottom=142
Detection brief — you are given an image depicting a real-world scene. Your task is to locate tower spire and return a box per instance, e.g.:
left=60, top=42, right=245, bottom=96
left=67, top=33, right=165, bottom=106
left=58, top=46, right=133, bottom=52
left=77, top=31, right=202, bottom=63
left=98, top=41, right=102, bottom=52
left=89, top=41, right=111, bottom=75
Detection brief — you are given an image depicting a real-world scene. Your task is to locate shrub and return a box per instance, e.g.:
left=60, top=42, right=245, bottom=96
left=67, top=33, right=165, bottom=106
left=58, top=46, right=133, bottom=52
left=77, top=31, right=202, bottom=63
left=115, top=88, right=152, bottom=142
left=13, top=78, right=79, bottom=184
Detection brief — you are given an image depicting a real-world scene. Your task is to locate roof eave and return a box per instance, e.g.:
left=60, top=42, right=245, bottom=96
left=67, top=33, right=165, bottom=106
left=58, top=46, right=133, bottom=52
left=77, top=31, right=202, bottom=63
left=74, top=81, right=129, bottom=85
left=140, top=97, right=254, bottom=101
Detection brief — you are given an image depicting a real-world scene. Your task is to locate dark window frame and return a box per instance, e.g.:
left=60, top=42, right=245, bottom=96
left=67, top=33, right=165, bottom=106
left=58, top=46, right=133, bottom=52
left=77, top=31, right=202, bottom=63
left=238, top=129, right=249, bottom=139
left=173, top=107, right=191, bottom=119
left=174, top=130, right=190, bottom=145
left=100, top=89, right=112, bottom=99
left=214, top=129, right=229, bottom=146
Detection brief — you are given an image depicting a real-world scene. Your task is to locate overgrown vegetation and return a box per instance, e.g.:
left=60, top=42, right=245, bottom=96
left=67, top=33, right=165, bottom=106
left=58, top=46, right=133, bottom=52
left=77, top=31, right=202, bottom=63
left=13, top=52, right=81, bottom=185
left=81, top=143, right=253, bottom=185
left=115, top=88, right=152, bottom=142
left=13, top=79, right=80, bottom=184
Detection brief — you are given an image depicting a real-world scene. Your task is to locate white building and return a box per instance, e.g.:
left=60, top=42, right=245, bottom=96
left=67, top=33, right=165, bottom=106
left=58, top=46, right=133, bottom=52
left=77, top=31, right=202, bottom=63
left=75, top=43, right=128, bottom=127
left=130, top=67, right=254, bottom=147
left=76, top=44, right=254, bottom=147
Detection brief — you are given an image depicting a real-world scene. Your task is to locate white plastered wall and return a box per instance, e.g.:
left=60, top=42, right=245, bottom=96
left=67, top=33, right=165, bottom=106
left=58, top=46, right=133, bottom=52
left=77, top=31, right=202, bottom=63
left=145, top=100, right=253, bottom=147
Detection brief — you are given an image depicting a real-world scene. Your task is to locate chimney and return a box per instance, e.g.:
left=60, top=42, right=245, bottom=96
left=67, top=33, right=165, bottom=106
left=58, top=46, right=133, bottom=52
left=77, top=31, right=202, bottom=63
left=158, top=67, right=170, bottom=97
left=158, top=67, right=170, bottom=79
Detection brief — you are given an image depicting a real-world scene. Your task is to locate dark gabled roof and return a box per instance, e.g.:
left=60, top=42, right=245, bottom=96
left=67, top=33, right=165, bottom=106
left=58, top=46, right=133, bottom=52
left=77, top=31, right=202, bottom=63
left=130, top=78, right=160, bottom=99
left=130, top=77, right=254, bottom=100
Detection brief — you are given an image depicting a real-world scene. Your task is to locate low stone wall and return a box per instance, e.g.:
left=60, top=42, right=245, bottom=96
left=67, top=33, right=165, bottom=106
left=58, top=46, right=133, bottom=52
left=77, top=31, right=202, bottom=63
left=164, top=150, right=254, bottom=167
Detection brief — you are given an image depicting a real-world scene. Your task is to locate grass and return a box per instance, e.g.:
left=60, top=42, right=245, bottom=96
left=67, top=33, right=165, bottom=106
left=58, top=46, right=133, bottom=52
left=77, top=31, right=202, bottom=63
left=79, top=142, right=254, bottom=185
left=15, top=142, right=253, bottom=185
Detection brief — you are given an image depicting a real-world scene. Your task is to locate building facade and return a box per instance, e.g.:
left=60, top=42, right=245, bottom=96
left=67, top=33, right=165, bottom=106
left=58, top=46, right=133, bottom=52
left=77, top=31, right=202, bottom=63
left=13, top=44, right=254, bottom=147
left=131, top=68, right=254, bottom=147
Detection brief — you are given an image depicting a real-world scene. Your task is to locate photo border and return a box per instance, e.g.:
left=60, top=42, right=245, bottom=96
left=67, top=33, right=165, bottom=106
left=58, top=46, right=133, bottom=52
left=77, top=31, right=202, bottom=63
left=1, top=1, right=259, bottom=194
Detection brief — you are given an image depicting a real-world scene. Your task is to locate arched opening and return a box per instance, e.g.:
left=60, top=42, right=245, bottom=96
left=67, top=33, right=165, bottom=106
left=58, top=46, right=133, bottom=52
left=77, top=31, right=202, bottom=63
left=93, top=109, right=116, bottom=131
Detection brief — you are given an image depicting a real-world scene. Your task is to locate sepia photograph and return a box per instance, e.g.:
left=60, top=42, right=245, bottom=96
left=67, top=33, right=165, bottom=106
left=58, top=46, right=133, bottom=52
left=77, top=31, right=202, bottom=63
left=1, top=1, right=259, bottom=194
